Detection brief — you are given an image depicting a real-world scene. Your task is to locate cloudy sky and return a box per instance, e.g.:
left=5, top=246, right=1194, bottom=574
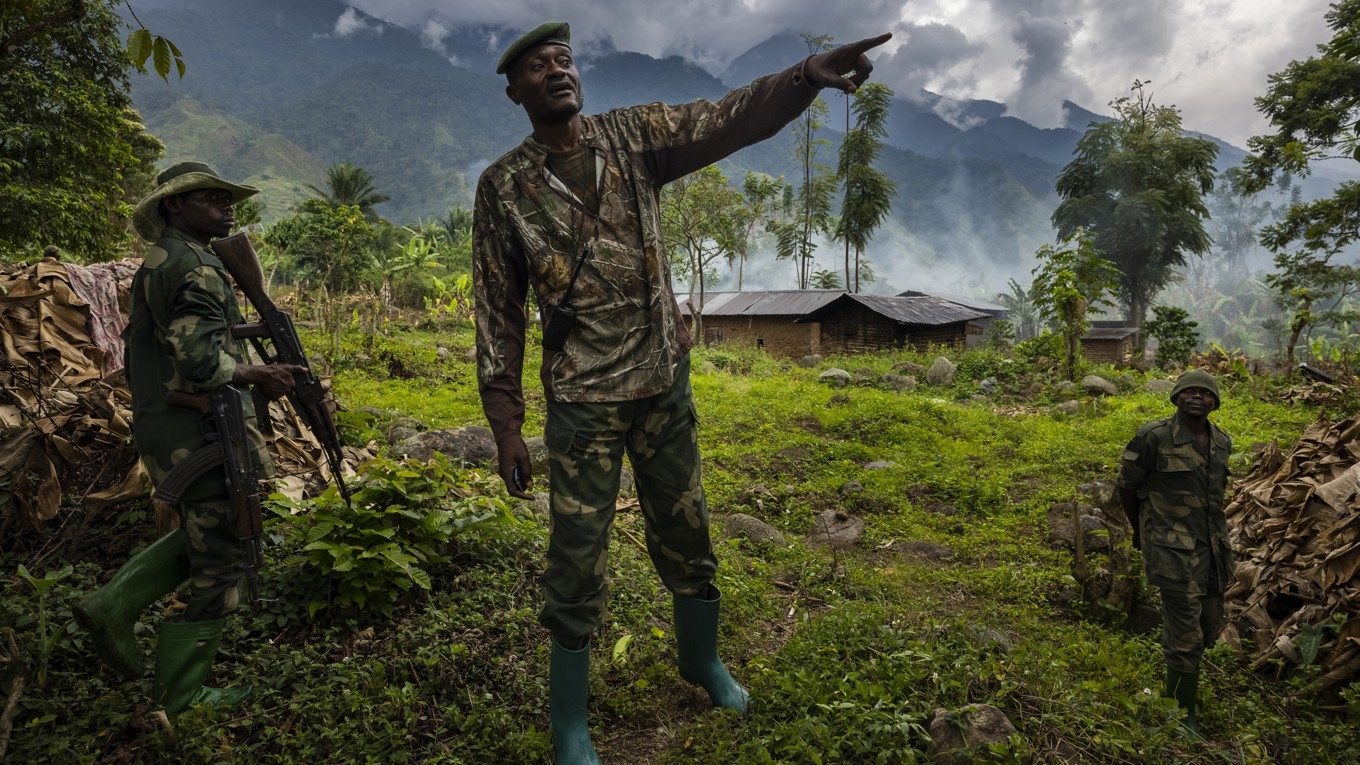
left=346, top=0, right=1338, bottom=149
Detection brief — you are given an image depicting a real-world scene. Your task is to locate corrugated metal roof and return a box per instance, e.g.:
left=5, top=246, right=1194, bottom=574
left=680, top=290, right=843, bottom=316
left=1083, top=327, right=1139, bottom=340
left=800, top=293, right=989, bottom=325
left=898, top=290, right=1009, bottom=316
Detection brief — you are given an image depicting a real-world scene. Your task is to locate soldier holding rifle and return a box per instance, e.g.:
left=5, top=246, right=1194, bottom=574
left=74, top=162, right=304, bottom=716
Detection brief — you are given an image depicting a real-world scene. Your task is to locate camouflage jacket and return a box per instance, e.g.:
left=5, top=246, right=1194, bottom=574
left=124, top=227, right=271, bottom=500
left=1118, top=414, right=1233, bottom=593
left=473, top=61, right=821, bottom=442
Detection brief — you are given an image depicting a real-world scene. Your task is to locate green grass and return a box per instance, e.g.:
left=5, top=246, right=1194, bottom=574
left=1, top=332, right=1352, bottom=764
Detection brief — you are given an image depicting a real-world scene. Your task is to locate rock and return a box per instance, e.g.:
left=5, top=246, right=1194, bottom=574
left=1125, top=600, right=1162, bottom=636
left=1077, top=481, right=1115, bottom=509
left=1046, top=502, right=1113, bottom=552
left=928, top=704, right=1019, bottom=765
left=840, top=480, right=865, bottom=495
left=724, top=513, right=786, bottom=546
left=864, top=461, right=893, bottom=470
left=386, top=426, right=419, bottom=444
left=893, top=540, right=956, bottom=561
left=925, top=502, right=959, bottom=517
left=1053, top=380, right=1077, bottom=394
left=525, top=436, right=550, bottom=479
left=827, top=392, right=851, bottom=406
left=436, top=345, right=450, bottom=361
left=463, top=346, right=478, bottom=363
left=880, top=373, right=917, bottom=392
left=893, top=360, right=925, bottom=375
left=925, top=356, right=957, bottom=386
left=819, top=368, right=852, bottom=387
left=807, top=510, right=863, bottom=549
left=1081, top=374, right=1119, bottom=396
left=1144, top=378, right=1175, bottom=395
left=979, top=377, right=997, bottom=394
left=798, top=354, right=823, bottom=368
left=1053, top=400, right=1081, bottom=415
left=397, top=426, right=496, bottom=466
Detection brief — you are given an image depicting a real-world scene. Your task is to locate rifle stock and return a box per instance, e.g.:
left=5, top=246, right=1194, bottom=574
left=210, top=233, right=353, bottom=506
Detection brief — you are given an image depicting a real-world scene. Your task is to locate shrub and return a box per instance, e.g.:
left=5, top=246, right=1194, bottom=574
left=270, top=454, right=519, bottom=622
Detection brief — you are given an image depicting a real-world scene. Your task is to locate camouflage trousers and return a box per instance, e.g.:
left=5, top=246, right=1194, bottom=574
left=539, top=355, right=717, bottom=644
left=178, top=496, right=245, bottom=622
left=1159, top=587, right=1224, bottom=673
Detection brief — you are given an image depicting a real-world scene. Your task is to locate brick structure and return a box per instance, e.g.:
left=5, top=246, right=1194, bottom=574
left=1080, top=325, right=1140, bottom=364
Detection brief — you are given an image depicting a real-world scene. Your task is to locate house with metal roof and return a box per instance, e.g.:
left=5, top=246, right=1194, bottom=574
left=897, top=290, right=1011, bottom=347
left=681, top=291, right=991, bottom=357
left=680, top=290, right=842, bottom=358
left=799, top=293, right=990, bottom=354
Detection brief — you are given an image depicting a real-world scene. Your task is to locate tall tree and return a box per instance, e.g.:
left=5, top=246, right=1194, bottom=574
left=1, top=0, right=163, bottom=260
left=773, top=32, right=837, bottom=290
left=1053, top=81, right=1218, bottom=329
left=1242, top=0, right=1360, bottom=367
left=834, top=82, right=897, bottom=293
left=660, top=165, right=748, bottom=341
left=306, top=162, right=390, bottom=221
left=734, top=172, right=785, bottom=291
left=1030, top=229, right=1121, bottom=380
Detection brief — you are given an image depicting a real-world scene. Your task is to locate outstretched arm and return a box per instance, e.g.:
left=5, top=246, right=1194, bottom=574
left=802, top=33, right=893, bottom=94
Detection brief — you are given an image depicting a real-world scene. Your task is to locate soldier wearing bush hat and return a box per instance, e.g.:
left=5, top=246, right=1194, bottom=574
left=1118, top=369, right=1233, bottom=739
left=75, top=161, right=303, bottom=718
left=473, top=19, right=893, bottom=764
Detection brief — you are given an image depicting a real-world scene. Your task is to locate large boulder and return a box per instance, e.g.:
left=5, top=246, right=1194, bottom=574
left=1081, top=375, right=1119, bottom=396
left=397, top=426, right=496, bottom=466
left=925, top=357, right=958, bottom=386
left=819, top=368, right=852, bottom=387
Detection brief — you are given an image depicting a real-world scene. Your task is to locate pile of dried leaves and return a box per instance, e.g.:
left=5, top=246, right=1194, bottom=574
left=1, top=257, right=362, bottom=543
left=1223, top=416, right=1360, bottom=693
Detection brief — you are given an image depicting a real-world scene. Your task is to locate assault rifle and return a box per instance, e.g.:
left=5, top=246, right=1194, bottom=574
left=209, top=232, right=353, bottom=507
left=162, top=386, right=265, bottom=606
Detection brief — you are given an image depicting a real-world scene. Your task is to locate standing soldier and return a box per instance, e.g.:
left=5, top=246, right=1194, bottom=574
left=473, top=21, right=892, bottom=764
left=1118, top=369, right=1233, bottom=738
left=74, top=162, right=303, bottom=716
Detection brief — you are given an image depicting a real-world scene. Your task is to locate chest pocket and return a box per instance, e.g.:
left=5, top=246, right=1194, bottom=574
left=1156, top=449, right=1196, bottom=474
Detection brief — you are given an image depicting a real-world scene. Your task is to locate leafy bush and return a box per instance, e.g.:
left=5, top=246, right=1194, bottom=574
left=1145, top=305, right=1200, bottom=370
left=270, top=454, right=519, bottom=622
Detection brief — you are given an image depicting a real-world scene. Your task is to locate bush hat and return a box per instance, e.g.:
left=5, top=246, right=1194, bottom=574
left=496, top=22, right=571, bottom=75
left=132, top=161, right=259, bottom=241
left=1170, top=369, right=1220, bottom=410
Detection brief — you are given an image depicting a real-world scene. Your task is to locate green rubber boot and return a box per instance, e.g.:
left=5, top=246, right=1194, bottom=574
left=73, top=529, right=190, bottom=680
left=674, top=585, right=750, bottom=713
left=153, top=618, right=252, bottom=716
left=1165, top=667, right=1204, bottom=740
left=549, top=640, right=601, bottom=765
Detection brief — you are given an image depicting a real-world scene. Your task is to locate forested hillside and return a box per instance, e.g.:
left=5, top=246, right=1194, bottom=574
left=115, top=0, right=1087, bottom=290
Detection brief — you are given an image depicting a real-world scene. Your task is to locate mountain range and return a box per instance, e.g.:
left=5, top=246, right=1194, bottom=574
left=122, top=0, right=1342, bottom=293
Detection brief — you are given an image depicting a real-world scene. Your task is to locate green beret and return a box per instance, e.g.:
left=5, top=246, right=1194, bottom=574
left=1170, top=369, right=1220, bottom=410
left=496, top=22, right=571, bottom=75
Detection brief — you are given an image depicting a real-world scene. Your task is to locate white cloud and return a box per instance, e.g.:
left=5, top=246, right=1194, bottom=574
left=344, top=0, right=1340, bottom=148
left=333, top=7, right=383, bottom=38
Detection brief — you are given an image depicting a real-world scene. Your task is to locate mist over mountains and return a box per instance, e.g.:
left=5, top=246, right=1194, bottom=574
left=125, top=0, right=1339, bottom=295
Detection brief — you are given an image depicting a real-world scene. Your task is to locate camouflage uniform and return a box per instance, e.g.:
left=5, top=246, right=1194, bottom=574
left=474, top=63, right=821, bottom=642
left=1119, top=414, right=1233, bottom=671
left=125, top=227, right=270, bottom=620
